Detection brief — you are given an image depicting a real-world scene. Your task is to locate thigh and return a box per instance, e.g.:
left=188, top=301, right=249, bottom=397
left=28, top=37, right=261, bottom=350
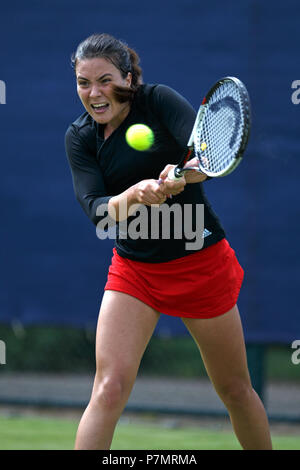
left=95, top=290, right=160, bottom=379
left=182, top=305, right=251, bottom=392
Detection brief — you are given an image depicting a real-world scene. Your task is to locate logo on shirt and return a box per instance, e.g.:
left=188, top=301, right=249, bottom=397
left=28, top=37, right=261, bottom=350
left=202, top=228, right=212, bottom=238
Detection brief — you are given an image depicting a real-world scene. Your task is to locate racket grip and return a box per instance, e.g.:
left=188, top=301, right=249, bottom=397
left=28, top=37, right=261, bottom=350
left=167, top=167, right=184, bottom=181
left=160, top=168, right=184, bottom=199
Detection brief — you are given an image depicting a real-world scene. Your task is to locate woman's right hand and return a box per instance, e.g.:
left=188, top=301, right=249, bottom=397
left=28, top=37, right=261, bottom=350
left=133, top=179, right=167, bottom=206
left=108, top=179, right=167, bottom=222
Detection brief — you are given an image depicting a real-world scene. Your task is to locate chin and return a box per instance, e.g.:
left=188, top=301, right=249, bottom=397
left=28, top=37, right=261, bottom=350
left=92, top=114, right=110, bottom=124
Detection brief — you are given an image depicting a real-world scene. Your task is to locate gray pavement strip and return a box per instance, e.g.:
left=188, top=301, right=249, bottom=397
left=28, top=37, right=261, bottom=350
left=0, top=373, right=299, bottom=420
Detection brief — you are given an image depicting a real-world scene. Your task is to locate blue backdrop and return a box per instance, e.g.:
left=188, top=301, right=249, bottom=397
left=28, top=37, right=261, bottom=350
left=0, top=0, right=299, bottom=342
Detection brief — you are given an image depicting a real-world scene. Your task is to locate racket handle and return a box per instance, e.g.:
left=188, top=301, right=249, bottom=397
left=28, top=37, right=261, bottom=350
left=167, top=167, right=185, bottom=181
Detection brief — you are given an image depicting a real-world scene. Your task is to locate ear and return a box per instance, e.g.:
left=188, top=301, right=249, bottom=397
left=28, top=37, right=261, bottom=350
left=126, top=72, right=132, bottom=87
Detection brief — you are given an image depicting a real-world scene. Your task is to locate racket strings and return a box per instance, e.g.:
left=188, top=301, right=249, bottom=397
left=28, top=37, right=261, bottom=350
left=194, top=82, right=246, bottom=175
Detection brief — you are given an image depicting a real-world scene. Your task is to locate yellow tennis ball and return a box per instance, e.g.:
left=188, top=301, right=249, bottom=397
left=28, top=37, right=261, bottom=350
left=125, top=124, right=154, bottom=151
left=201, top=142, right=207, bottom=151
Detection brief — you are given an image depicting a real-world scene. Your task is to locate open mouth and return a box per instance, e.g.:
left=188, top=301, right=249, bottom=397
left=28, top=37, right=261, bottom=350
left=91, top=103, right=109, bottom=113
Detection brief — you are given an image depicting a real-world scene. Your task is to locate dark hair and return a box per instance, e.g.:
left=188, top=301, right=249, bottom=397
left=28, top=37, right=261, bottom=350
left=71, top=33, right=143, bottom=103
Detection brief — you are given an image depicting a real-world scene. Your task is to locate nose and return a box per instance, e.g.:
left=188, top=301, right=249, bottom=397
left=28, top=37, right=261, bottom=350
left=89, top=83, right=102, bottom=98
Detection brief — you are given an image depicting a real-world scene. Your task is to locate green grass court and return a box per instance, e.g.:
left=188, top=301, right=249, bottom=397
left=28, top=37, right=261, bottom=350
left=0, top=415, right=300, bottom=450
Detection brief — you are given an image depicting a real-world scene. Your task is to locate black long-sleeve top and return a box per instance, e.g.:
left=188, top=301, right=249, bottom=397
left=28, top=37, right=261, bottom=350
left=65, top=84, right=225, bottom=262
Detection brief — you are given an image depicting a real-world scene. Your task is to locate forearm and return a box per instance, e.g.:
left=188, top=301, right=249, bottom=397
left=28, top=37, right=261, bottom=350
left=184, top=157, right=207, bottom=183
left=108, top=185, right=139, bottom=222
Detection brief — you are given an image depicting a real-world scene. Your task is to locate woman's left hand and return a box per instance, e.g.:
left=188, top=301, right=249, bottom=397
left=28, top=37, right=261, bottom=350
left=158, top=164, right=186, bottom=196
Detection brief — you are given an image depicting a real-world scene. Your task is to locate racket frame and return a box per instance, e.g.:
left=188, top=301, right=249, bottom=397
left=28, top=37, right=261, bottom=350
left=172, top=76, right=251, bottom=179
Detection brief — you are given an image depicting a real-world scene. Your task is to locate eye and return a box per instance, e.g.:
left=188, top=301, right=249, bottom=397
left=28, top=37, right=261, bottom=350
left=101, top=78, right=111, bottom=84
left=78, top=80, right=89, bottom=87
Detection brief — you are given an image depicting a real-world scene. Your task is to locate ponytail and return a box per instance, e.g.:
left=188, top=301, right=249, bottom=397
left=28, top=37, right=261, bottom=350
left=127, top=47, right=143, bottom=90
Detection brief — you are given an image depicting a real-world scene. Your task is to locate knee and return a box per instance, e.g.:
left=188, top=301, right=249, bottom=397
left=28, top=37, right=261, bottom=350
left=92, top=374, right=130, bottom=410
left=216, top=379, right=254, bottom=408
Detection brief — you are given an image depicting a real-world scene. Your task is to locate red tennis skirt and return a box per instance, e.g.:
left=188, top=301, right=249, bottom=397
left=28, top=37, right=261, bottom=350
left=104, top=239, right=244, bottom=319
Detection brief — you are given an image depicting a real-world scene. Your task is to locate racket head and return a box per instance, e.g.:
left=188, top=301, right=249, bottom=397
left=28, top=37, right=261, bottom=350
left=193, top=77, right=251, bottom=177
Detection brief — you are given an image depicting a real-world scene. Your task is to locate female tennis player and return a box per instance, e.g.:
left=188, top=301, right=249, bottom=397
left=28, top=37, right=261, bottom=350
left=65, top=33, right=272, bottom=450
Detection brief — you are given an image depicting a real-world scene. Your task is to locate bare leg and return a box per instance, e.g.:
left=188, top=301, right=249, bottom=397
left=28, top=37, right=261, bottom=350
left=182, top=305, right=272, bottom=450
left=74, top=291, right=160, bottom=450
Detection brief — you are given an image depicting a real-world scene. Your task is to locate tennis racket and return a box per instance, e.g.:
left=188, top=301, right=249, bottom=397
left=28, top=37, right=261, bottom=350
left=167, top=76, right=251, bottom=180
